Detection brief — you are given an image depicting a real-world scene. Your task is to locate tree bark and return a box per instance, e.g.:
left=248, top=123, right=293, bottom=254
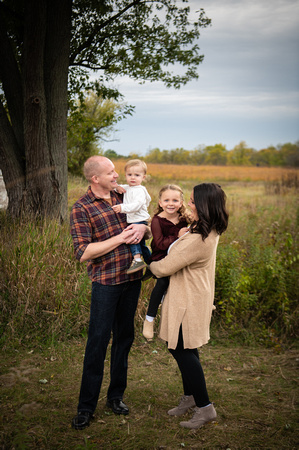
left=0, top=102, right=25, bottom=217
left=0, top=0, right=72, bottom=220
left=44, top=0, right=72, bottom=220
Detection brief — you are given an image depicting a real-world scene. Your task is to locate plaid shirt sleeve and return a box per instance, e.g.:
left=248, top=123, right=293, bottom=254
left=70, top=202, right=92, bottom=262
left=70, top=188, right=142, bottom=285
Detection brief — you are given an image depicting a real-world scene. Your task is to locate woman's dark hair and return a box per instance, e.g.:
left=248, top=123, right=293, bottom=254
left=190, top=183, right=229, bottom=240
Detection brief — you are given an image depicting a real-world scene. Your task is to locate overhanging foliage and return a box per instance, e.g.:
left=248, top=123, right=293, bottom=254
left=0, top=0, right=211, bottom=219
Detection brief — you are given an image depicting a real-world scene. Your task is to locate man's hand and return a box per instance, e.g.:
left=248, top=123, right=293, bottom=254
left=80, top=225, right=139, bottom=262
left=124, top=223, right=149, bottom=244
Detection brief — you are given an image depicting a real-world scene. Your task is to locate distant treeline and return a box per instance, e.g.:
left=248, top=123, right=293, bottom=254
left=104, top=141, right=299, bottom=167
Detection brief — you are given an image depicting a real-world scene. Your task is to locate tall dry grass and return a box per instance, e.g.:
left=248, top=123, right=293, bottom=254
left=0, top=217, right=90, bottom=346
left=114, top=161, right=298, bottom=182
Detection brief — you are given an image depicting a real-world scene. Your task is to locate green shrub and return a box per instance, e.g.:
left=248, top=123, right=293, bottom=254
left=215, top=213, right=298, bottom=343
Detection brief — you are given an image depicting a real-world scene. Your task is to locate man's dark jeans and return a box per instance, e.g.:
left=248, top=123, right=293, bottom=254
left=77, top=279, right=141, bottom=413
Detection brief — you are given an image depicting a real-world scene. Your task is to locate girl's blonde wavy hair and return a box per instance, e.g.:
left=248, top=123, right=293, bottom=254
left=153, top=184, right=192, bottom=223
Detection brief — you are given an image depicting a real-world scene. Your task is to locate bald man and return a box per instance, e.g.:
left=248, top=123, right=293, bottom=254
left=70, top=156, right=149, bottom=430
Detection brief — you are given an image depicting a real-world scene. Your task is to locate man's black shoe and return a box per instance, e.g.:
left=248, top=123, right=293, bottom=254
left=106, top=399, right=129, bottom=415
left=71, top=411, right=94, bottom=430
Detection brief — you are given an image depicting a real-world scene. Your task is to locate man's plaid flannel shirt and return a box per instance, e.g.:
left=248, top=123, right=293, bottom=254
left=70, top=187, right=141, bottom=285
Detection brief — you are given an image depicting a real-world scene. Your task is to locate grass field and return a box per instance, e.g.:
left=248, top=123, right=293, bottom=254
left=113, top=161, right=298, bottom=182
left=0, top=336, right=298, bottom=449
left=0, top=164, right=298, bottom=449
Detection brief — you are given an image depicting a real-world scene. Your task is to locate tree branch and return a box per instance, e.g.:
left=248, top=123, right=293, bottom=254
left=70, top=0, right=143, bottom=63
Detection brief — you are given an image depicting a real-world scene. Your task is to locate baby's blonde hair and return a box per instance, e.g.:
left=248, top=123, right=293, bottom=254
left=154, top=184, right=192, bottom=223
left=124, top=159, right=147, bottom=174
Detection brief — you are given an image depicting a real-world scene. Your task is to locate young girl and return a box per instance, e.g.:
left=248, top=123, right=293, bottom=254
left=143, top=185, right=191, bottom=340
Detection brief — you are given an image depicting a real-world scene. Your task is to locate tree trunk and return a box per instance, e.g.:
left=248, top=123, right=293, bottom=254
left=44, top=0, right=72, bottom=220
left=0, top=0, right=72, bottom=221
left=0, top=103, right=25, bottom=217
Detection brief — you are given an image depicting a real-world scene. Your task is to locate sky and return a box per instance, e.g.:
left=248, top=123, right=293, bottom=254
left=103, top=0, right=299, bottom=156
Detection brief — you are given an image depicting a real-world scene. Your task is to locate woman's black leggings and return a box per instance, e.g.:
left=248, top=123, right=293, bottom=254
left=168, top=327, right=210, bottom=407
left=146, top=276, right=169, bottom=318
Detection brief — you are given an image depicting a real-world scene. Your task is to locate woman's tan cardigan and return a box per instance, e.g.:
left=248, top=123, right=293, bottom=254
left=149, top=230, right=219, bottom=350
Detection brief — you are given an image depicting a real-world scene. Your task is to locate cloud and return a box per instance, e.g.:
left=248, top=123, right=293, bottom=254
left=103, top=0, right=299, bottom=154
left=200, top=2, right=299, bottom=72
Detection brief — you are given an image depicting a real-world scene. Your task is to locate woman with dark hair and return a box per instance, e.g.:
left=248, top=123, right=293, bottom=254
left=149, top=183, right=229, bottom=429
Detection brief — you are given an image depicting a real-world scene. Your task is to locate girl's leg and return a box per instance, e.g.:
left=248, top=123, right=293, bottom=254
left=143, top=277, right=169, bottom=339
left=139, top=238, right=151, bottom=264
left=146, top=277, right=169, bottom=318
